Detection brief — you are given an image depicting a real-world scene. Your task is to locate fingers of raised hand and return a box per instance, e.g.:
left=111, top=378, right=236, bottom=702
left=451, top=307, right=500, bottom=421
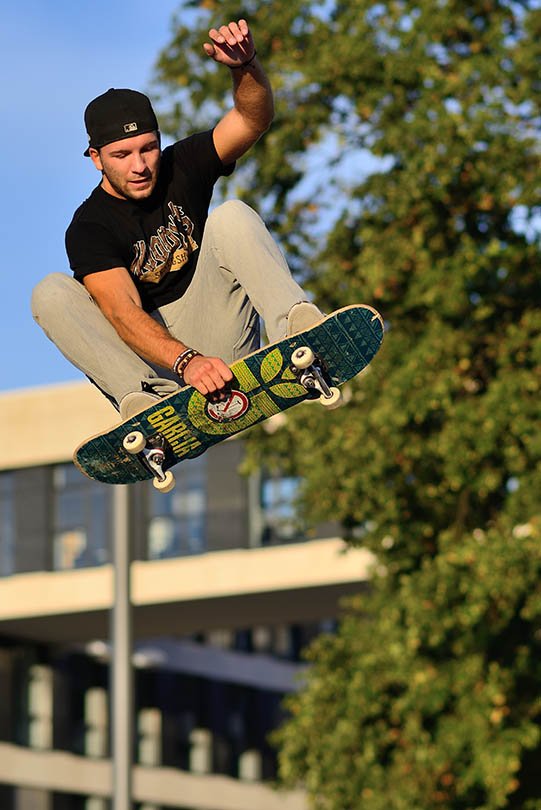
left=207, top=20, right=252, bottom=61
left=210, top=20, right=247, bottom=44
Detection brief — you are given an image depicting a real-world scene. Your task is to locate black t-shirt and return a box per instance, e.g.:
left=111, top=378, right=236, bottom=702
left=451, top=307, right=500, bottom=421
left=65, top=129, right=234, bottom=311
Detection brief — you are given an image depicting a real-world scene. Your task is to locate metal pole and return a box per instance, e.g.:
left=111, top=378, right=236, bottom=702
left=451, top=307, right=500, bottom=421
left=111, top=483, right=133, bottom=810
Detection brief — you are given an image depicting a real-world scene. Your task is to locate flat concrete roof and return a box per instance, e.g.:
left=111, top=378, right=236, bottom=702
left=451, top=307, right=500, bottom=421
left=0, top=380, right=115, bottom=469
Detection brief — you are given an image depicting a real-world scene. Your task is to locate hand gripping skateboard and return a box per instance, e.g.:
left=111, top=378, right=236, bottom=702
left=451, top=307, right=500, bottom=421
left=74, top=305, right=384, bottom=492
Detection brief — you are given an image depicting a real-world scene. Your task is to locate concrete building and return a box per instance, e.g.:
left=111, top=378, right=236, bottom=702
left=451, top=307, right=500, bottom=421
left=0, top=381, right=373, bottom=810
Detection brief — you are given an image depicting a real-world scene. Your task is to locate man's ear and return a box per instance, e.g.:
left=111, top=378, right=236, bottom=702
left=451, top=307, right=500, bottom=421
left=88, top=147, right=103, bottom=172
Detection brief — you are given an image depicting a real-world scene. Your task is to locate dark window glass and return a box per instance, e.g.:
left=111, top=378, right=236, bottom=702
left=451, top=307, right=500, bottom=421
left=260, top=474, right=303, bottom=545
left=0, top=473, right=15, bottom=576
left=52, top=466, right=111, bottom=570
left=147, top=456, right=207, bottom=559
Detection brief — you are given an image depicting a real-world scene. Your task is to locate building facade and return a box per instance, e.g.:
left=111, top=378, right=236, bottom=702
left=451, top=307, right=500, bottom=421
left=0, top=382, right=373, bottom=810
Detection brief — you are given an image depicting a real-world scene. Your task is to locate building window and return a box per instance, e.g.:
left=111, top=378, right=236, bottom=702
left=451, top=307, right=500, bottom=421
left=147, top=455, right=207, bottom=559
left=52, top=465, right=110, bottom=570
left=0, top=472, right=15, bottom=576
left=260, top=474, right=303, bottom=545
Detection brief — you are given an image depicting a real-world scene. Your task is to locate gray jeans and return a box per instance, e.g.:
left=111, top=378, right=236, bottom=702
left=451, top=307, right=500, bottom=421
left=31, top=201, right=308, bottom=407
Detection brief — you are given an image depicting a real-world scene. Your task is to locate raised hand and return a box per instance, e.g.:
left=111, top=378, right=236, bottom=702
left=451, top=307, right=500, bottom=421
left=203, top=19, right=256, bottom=69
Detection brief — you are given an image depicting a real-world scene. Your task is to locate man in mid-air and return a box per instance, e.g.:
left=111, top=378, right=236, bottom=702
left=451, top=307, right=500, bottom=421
left=32, top=19, right=322, bottom=419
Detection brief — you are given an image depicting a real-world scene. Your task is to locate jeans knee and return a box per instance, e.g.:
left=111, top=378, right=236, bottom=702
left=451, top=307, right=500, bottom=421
left=206, top=199, right=261, bottom=237
left=31, top=273, right=79, bottom=323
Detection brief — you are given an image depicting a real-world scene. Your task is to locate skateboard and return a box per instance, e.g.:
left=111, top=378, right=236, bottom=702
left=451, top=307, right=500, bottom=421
left=74, top=305, right=384, bottom=492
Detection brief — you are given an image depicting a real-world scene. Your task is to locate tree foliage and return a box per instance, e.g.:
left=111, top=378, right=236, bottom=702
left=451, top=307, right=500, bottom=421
left=277, top=521, right=541, bottom=809
left=155, top=1, right=541, bottom=807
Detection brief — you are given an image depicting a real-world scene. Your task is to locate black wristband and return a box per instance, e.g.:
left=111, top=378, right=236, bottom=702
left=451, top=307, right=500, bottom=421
left=230, top=50, right=257, bottom=70
left=173, top=348, right=201, bottom=385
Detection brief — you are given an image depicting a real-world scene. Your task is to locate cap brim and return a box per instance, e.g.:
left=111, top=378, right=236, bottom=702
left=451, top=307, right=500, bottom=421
left=83, top=128, right=158, bottom=157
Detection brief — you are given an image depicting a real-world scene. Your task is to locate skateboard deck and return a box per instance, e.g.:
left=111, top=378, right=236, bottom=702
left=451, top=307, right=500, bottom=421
left=74, top=305, right=384, bottom=488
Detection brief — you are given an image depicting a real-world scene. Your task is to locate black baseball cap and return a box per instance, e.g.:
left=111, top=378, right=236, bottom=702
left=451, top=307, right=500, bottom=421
left=83, top=88, right=159, bottom=156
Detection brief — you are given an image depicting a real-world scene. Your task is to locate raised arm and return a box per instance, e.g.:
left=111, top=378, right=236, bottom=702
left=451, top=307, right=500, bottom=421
left=205, top=19, right=274, bottom=164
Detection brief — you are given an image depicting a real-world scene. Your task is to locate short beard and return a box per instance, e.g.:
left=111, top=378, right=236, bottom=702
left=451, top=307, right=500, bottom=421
left=101, top=169, right=130, bottom=199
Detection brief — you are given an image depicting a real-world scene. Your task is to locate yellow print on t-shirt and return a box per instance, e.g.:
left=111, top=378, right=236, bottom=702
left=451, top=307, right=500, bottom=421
left=130, top=203, right=198, bottom=284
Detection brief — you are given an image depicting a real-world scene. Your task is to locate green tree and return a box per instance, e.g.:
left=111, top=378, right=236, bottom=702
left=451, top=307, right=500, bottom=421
left=155, top=1, right=541, bottom=806
left=277, top=522, right=541, bottom=809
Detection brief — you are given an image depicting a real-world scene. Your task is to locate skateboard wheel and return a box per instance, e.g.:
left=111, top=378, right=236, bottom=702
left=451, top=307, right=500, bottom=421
left=292, top=346, right=315, bottom=369
left=123, top=431, right=146, bottom=454
left=320, top=387, right=342, bottom=409
left=153, top=470, right=175, bottom=493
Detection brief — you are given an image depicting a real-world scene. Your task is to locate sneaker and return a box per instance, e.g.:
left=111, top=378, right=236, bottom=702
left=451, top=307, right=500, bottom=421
left=119, top=391, right=161, bottom=421
left=286, top=302, right=325, bottom=337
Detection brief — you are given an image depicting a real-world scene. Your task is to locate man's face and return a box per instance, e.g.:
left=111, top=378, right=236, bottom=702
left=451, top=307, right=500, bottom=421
left=89, top=131, right=161, bottom=200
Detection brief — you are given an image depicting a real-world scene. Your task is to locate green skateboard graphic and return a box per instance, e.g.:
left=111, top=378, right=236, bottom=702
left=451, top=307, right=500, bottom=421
left=74, top=305, right=384, bottom=490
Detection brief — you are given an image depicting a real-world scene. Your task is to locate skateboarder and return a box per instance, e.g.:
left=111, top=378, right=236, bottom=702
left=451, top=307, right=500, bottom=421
left=31, top=19, right=322, bottom=420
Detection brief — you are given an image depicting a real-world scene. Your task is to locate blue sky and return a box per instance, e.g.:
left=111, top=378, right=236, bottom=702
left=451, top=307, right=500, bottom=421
left=0, top=0, right=184, bottom=392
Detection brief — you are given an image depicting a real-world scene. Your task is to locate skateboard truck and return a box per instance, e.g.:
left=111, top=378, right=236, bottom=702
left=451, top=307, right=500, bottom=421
left=122, top=432, right=176, bottom=492
left=290, top=347, right=342, bottom=409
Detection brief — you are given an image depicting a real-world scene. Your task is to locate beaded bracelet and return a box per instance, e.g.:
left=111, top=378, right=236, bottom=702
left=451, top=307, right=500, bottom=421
left=230, top=50, right=257, bottom=70
left=173, top=348, right=201, bottom=385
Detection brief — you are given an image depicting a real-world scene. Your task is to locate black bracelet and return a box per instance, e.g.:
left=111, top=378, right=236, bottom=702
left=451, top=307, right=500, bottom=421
left=173, top=348, right=200, bottom=384
left=230, top=50, right=257, bottom=70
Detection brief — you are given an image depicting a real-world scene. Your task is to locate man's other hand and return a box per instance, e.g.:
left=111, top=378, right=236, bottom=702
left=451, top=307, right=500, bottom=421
left=183, top=354, right=234, bottom=397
